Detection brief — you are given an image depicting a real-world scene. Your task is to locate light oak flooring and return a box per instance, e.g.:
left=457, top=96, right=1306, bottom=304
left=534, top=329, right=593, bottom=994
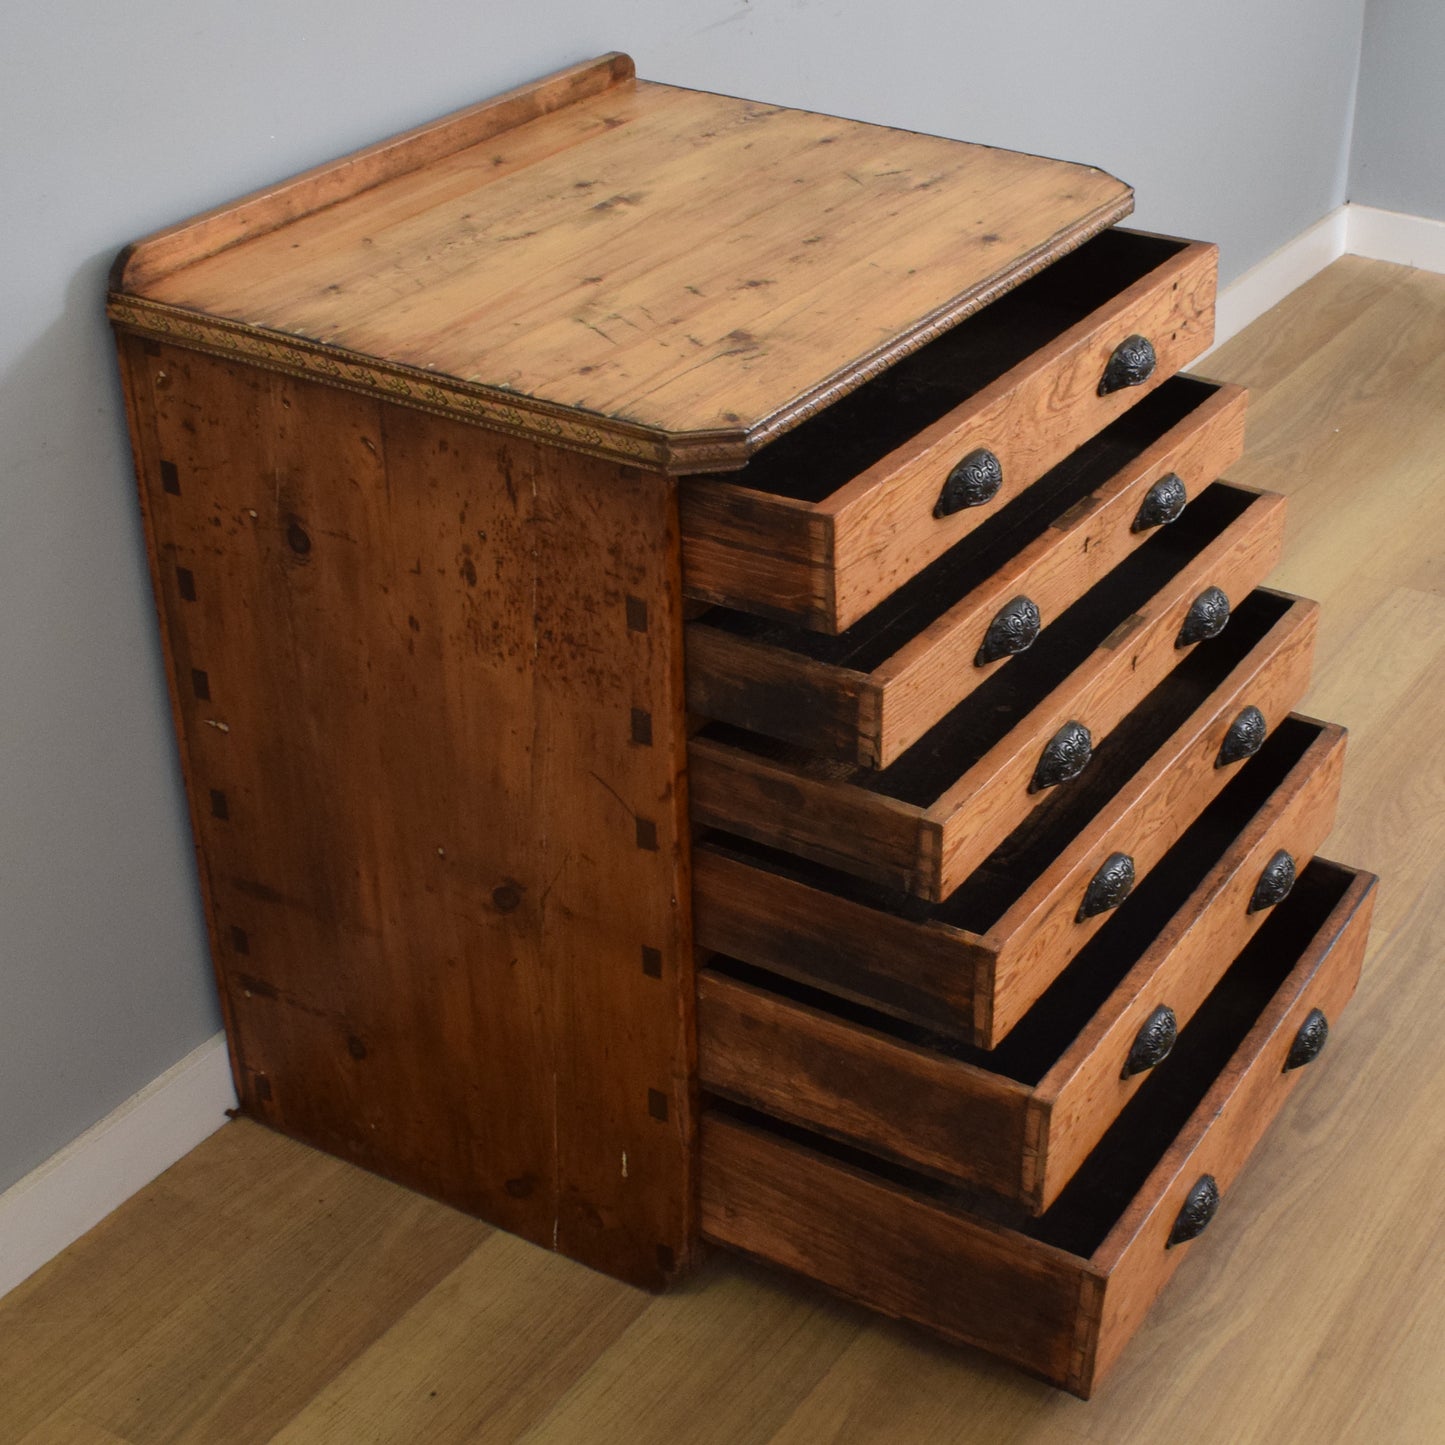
left=4, top=255, right=1444, bottom=1443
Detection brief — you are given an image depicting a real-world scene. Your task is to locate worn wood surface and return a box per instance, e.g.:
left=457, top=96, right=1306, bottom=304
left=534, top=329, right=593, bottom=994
left=701, top=1110, right=1092, bottom=1391
left=694, top=838, right=989, bottom=1036
left=112, top=55, right=637, bottom=293
left=690, top=485, right=1286, bottom=901
left=701, top=863, right=1374, bottom=1398
left=116, top=334, right=695, bottom=1288
left=113, top=60, right=1131, bottom=469
left=679, top=238, right=1215, bottom=629
left=4, top=254, right=1440, bottom=1445
left=685, top=380, right=1248, bottom=766
left=698, top=967, right=1035, bottom=1199
left=692, top=593, right=1318, bottom=1048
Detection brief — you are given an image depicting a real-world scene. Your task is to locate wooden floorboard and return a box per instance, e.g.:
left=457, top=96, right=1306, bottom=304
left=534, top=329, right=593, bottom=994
left=4, top=255, right=1444, bottom=1443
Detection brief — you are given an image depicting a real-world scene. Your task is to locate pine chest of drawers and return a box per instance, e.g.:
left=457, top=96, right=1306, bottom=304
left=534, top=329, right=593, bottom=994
left=108, top=52, right=1378, bottom=1397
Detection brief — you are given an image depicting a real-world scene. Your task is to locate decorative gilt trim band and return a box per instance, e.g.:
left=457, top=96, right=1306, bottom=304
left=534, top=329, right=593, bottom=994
left=106, top=295, right=748, bottom=474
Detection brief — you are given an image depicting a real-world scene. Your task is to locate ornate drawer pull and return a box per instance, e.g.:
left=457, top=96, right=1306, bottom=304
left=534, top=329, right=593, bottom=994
left=1122, top=1004, right=1178, bottom=1078
left=1249, top=849, right=1297, bottom=912
left=1099, top=334, right=1157, bottom=395
left=1030, top=720, right=1093, bottom=793
left=1285, top=1008, right=1330, bottom=1071
left=975, top=595, right=1042, bottom=665
left=1132, top=472, right=1188, bottom=532
left=1177, top=586, right=1231, bottom=647
left=1216, top=705, right=1267, bottom=767
left=1078, top=851, right=1136, bottom=921
left=1168, top=1174, right=1221, bottom=1247
left=935, top=448, right=1003, bottom=517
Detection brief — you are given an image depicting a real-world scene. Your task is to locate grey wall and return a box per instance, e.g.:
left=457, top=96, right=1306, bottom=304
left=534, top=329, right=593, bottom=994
left=1, top=0, right=1370, bottom=1194
left=1350, top=0, right=1445, bottom=220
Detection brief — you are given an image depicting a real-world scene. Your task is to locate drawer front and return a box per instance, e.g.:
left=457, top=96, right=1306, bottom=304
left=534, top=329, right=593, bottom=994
left=981, top=593, right=1318, bottom=1039
left=681, top=234, right=1218, bottom=633
left=1032, top=718, right=1346, bottom=1209
left=686, top=379, right=1248, bottom=769
left=691, top=485, right=1287, bottom=902
left=693, top=592, right=1320, bottom=1049
left=700, top=863, right=1376, bottom=1397
left=697, top=722, right=1345, bottom=1212
left=1086, top=862, right=1376, bottom=1388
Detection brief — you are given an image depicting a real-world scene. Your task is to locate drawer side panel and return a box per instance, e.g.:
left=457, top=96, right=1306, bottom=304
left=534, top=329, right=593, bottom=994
left=701, top=1113, right=1089, bottom=1385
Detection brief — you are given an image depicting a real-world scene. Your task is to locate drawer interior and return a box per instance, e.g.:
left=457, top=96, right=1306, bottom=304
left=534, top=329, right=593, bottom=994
left=699, top=489, right=1272, bottom=809
left=707, top=855, right=1357, bottom=1252
left=695, top=377, right=1223, bottom=673
left=705, top=230, right=1190, bottom=504
left=705, top=711, right=1326, bottom=1087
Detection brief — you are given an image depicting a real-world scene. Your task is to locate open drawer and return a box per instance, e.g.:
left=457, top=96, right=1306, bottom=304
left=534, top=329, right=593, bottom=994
left=694, top=593, right=1321, bottom=1046
left=701, top=859, right=1376, bottom=1397
left=691, top=483, right=1286, bottom=902
left=680, top=229, right=1217, bottom=632
left=699, top=715, right=1347, bottom=1211
left=687, top=376, right=1247, bottom=768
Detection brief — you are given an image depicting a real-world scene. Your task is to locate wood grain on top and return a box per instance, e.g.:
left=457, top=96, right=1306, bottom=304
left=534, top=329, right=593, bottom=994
left=113, top=53, right=1132, bottom=467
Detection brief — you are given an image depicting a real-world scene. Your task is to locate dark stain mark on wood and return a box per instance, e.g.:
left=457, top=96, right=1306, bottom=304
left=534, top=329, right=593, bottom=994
left=252, top=1074, right=272, bottom=1102
left=210, top=789, right=230, bottom=820
left=230, top=925, right=249, bottom=955
left=229, top=877, right=294, bottom=905
left=631, top=708, right=653, bottom=746
left=160, top=460, right=180, bottom=495
left=635, top=817, right=659, bottom=851
left=347, top=1034, right=368, bottom=1060
left=641, top=946, right=663, bottom=978
left=626, top=596, right=649, bottom=632
left=647, top=1088, right=669, bottom=1121
left=176, top=567, right=197, bottom=601
left=492, top=881, right=524, bottom=912
left=236, top=972, right=277, bottom=999
left=191, top=668, right=211, bottom=701
left=504, top=1175, right=536, bottom=1198
left=286, top=518, right=312, bottom=555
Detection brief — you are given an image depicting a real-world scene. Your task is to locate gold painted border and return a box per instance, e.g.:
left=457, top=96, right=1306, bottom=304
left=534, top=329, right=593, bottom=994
left=106, top=296, right=750, bottom=473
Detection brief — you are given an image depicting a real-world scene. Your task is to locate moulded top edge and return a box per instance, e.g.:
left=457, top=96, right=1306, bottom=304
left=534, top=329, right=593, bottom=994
left=110, top=53, right=1133, bottom=466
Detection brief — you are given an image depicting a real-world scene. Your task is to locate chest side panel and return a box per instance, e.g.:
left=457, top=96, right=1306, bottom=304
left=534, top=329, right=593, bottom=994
left=117, top=332, right=695, bottom=1287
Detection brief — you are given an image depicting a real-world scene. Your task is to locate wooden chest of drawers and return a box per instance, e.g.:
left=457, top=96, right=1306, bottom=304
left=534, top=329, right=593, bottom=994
left=108, top=53, right=1378, bottom=1397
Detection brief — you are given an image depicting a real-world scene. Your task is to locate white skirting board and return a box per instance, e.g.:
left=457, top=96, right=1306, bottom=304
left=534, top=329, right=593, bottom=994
left=0, top=1032, right=236, bottom=1300
left=1346, top=204, right=1445, bottom=275
left=4, top=201, right=1442, bottom=1307
left=1208, top=208, right=1351, bottom=353
left=1206, top=202, right=1445, bottom=357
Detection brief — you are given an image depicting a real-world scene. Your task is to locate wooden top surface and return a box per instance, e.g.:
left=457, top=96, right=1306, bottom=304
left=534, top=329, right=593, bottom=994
left=112, top=54, right=1132, bottom=468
